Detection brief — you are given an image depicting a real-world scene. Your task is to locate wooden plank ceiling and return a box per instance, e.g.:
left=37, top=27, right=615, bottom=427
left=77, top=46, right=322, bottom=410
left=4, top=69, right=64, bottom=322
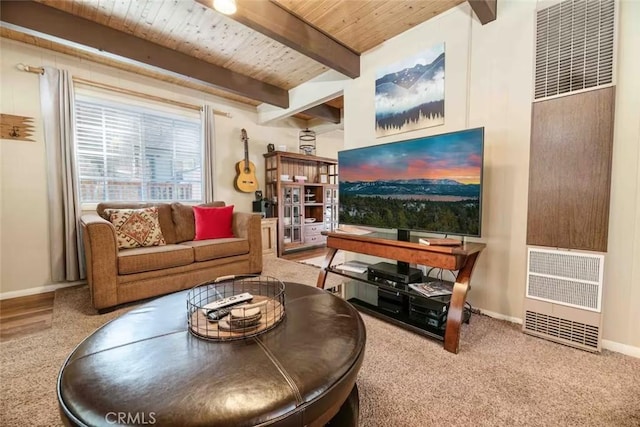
left=1, top=0, right=469, bottom=123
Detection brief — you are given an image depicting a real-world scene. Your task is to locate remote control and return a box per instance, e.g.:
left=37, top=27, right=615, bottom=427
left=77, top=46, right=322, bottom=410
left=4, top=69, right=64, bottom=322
left=206, top=307, right=232, bottom=322
left=201, top=292, right=253, bottom=313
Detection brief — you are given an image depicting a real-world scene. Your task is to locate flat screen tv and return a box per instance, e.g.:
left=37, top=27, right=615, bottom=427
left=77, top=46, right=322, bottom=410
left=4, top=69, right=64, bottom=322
left=338, top=127, right=484, bottom=239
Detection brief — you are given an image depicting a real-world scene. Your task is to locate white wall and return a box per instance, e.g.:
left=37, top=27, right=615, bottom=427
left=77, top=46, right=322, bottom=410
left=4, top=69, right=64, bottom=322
left=604, top=0, right=640, bottom=351
left=343, top=0, right=639, bottom=350
left=0, top=38, right=343, bottom=295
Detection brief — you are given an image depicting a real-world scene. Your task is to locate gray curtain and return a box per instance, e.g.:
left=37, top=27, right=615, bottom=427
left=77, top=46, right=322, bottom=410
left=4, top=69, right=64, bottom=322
left=39, top=67, right=85, bottom=282
left=202, top=105, right=216, bottom=203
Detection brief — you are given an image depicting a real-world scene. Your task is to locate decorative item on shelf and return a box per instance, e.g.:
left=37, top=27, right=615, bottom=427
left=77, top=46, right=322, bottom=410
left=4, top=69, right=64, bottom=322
left=267, top=143, right=275, bottom=152
left=318, top=164, right=329, bottom=183
left=299, top=128, right=316, bottom=155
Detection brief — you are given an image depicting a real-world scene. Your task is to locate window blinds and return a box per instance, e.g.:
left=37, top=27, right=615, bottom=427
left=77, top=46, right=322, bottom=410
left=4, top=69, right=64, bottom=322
left=75, top=96, right=203, bottom=203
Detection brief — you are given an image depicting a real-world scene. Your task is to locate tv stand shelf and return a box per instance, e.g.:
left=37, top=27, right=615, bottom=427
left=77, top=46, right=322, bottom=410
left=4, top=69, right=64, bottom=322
left=325, top=266, right=453, bottom=340
left=348, top=298, right=447, bottom=341
left=317, top=231, right=485, bottom=354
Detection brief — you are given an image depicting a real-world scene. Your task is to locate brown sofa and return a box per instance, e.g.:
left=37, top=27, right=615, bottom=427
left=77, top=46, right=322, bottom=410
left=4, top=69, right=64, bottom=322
left=80, top=201, right=262, bottom=310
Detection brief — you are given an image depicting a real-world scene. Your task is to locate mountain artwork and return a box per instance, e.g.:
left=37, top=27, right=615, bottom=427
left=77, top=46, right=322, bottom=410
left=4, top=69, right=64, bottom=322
left=375, top=43, right=445, bottom=137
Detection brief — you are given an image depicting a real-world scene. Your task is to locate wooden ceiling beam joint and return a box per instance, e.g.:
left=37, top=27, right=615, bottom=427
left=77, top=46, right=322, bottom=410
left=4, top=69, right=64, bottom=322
left=468, top=0, right=497, bottom=25
left=300, top=103, right=341, bottom=124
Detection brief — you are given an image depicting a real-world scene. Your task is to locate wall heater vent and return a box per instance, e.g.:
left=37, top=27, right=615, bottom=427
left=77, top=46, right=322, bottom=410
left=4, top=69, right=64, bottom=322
left=534, top=0, right=616, bottom=101
left=524, top=311, right=599, bottom=350
left=526, top=247, right=604, bottom=311
left=523, top=247, right=604, bottom=352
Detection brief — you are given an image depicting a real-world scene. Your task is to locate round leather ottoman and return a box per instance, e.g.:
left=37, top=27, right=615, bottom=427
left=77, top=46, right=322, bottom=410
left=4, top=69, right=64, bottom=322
left=57, top=282, right=366, bottom=426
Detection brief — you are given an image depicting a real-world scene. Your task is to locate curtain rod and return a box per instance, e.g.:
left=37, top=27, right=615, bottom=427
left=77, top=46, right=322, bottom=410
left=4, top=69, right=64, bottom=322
left=15, top=63, right=232, bottom=118
left=17, top=63, right=44, bottom=74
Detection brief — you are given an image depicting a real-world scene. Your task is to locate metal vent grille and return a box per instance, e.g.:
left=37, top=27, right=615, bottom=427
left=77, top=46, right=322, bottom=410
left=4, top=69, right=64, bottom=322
left=524, top=311, right=599, bottom=349
left=534, top=0, right=615, bottom=100
left=529, top=249, right=600, bottom=282
left=527, top=248, right=604, bottom=312
left=528, top=275, right=599, bottom=310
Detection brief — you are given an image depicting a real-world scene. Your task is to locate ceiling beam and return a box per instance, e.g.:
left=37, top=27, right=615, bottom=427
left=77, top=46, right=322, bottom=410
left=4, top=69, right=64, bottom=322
left=309, top=119, right=343, bottom=136
left=198, top=0, right=360, bottom=79
left=300, top=104, right=341, bottom=124
left=0, top=0, right=289, bottom=108
left=257, top=70, right=348, bottom=125
left=468, top=0, right=497, bottom=25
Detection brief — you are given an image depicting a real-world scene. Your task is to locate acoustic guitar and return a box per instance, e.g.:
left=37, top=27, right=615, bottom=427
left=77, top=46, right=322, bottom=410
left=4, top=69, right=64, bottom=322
left=234, top=128, right=259, bottom=192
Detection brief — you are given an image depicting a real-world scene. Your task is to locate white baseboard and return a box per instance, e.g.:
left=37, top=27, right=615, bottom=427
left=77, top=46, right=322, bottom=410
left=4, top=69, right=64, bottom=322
left=601, top=340, right=640, bottom=358
left=478, top=308, right=523, bottom=324
left=0, top=281, right=86, bottom=300
left=477, top=308, right=639, bottom=359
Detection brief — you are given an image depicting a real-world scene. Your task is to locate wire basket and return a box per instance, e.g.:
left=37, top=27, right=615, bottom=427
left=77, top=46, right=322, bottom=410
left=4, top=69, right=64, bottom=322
left=187, top=275, right=286, bottom=341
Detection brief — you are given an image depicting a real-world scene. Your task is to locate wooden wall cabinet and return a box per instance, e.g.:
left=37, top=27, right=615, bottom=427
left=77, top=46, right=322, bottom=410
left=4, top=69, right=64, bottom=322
left=263, top=151, right=338, bottom=256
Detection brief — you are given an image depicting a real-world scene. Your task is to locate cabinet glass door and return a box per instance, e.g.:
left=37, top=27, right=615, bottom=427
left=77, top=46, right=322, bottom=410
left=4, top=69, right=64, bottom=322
left=324, top=186, right=339, bottom=231
left=283, top=185, right=302, bottom=244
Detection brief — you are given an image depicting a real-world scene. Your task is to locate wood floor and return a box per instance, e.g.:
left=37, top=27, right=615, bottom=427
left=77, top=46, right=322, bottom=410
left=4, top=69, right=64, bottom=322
left=280, top=247, right=329, bottom=261
left=0, top=248, right=326, bottom=341
left=0, top=292, right=55, bottom=341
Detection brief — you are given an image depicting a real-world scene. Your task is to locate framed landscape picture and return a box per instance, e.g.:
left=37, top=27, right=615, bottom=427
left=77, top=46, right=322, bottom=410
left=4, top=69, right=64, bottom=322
left=375, top=43, right=445, bottom=138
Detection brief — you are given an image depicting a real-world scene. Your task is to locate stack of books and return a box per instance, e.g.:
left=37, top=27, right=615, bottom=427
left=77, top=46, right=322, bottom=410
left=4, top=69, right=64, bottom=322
left=408, top=281, right=453, bottom=298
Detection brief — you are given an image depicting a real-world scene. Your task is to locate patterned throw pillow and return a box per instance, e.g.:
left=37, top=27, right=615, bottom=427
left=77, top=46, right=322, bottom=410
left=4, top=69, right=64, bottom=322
left=104, top=207, right=166, bottom=249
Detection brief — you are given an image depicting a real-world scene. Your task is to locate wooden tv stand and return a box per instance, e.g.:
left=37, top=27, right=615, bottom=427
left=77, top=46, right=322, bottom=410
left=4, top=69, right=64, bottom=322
left=316, top=231, right=485, bottom=354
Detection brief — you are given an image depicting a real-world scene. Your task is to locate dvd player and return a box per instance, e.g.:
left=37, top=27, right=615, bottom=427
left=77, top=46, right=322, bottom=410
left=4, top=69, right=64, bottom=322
left=367, top=262, right=422, bottom=285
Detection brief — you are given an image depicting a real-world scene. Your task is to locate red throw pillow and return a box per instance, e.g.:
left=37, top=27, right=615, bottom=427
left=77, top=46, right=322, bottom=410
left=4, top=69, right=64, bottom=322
left=193, top=205, right=235, bottom=240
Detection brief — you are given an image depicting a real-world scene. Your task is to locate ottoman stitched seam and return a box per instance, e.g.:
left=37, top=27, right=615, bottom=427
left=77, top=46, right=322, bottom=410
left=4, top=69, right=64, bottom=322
left=254, top=337, right=303, bottom=405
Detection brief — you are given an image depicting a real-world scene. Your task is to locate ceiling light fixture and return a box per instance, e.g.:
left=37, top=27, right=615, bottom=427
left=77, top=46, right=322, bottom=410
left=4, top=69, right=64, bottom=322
left=299, top=128, right=316, bottom=155
left=213, top=0, right=237, bottom=15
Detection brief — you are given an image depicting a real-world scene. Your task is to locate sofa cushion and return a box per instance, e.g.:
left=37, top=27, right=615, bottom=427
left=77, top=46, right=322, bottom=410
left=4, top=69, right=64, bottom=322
left=104, top=207, right=166, bottom=249
left=193, top=205, right=235, bottom=240
left=179, top=238, right=249, bottom=262
left=171, top=202, right=226, bottom=243
left=118, top=244, right=194, bottom=275
left=98, top=202, right=177, bottom=244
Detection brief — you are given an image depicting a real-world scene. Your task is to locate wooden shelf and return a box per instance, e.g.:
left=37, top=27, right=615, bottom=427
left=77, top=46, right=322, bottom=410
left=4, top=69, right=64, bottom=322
left=348, top=298, right=445, bottom=340
left=263, top=151, right=338, bottom=256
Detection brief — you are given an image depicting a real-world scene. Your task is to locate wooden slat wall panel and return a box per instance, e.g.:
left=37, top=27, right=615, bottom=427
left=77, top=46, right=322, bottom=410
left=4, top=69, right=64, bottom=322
left=527, top=87, right=615, bottom=252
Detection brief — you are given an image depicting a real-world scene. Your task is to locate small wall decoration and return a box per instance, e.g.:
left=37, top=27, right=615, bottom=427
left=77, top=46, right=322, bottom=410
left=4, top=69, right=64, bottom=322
left=1, top=114, right=35, bottom=142
left=375, top=43, right=445, bottom=138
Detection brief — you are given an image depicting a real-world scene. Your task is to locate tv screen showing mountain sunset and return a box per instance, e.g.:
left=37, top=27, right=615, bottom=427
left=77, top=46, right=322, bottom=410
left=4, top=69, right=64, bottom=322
left=338, top=127, right=484, bottom=237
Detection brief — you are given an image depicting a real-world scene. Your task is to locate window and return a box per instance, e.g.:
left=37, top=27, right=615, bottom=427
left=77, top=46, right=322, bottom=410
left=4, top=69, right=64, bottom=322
left=74, top=95, right=202, bottom=203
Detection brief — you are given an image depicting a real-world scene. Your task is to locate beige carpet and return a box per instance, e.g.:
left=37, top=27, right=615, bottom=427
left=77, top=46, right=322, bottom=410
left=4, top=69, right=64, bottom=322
left=1, top=256, right=639, bottom=426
